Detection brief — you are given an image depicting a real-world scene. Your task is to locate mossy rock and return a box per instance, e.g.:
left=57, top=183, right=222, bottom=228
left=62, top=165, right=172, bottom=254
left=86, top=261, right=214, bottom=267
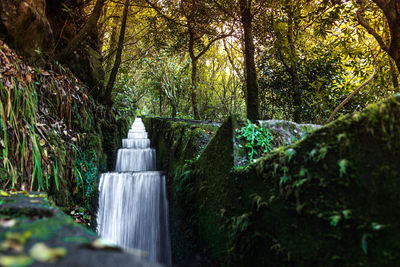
left=0, top=192, right=163, bottom=267
left=142, top=116, right=220, bottom=265
left=227, top=96, right=400, bottom=266
left=144, top=96, right=400, bottom=266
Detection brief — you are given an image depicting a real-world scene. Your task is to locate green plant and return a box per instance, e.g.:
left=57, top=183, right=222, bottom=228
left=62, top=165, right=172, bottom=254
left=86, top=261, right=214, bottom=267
left=338, top=159, right=349, bottom=177
left=237, top=120, right=272, bottom=163
left=72, top=145, right=99, bottom=209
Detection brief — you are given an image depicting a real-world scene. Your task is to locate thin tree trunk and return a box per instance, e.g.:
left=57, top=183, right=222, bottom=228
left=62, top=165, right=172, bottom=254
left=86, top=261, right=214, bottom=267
left=189, top=30, right=200, bottom=119
left=389, top=58, right=399, bottom=93
left=159, top=89, right=163, bottom=116
left=287, top=9, right=301, bottom=122
left=290, top=67, right=301, bottom=122
left=98, top=5, right=108, bottom=49
left=191, top=59, right=199, bottom=119
left=105, top=16, right=119, bottom=74
left=240, top=0, right=259, bottom=122
left=326, top=49, right=381, bottom=123
left=101, top=0, right=130, bottom=106
left=171, top=104, right=177, bottom=117
left=57, top=0, right=105, bottom=59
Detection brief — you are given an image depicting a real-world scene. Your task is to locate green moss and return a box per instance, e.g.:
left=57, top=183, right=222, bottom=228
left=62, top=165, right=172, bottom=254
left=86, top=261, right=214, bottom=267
left=194, top=117, right=234, bottom=258
left=226, top=96, right=400, bottom=266
left=144, top=96, right=400, bottom=266
left=142, top=116, right=220, bottom=264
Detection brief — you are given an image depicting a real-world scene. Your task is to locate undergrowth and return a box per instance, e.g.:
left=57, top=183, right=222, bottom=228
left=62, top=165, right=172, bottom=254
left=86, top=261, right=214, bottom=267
left=0, top=81, right=60, bottom=190
left=237, top=120, right=272, bottom=163
left=73, top=147, right=99, bottom=209
left=0, top=40, right=104, bottom=206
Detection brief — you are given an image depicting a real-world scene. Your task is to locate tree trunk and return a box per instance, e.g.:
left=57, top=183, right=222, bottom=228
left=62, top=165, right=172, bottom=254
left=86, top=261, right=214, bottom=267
left=57, top=0, right=105, bottom=59
left=384, top=2, right=400, bottom=72
left=105, top=16, right=119, bottom=73
left=101, top=0, right=130, bottom=106
left=370, top=0, right=400, bottom=71
left=290, top=66, right=301, bottom=122
left=171, top=104, right=177, bottom=117
left=189, top=30, right=200, bottom=120
left=159, top=88, right=163, bottom=116
left=389, top=58, right=399, bottom=93
left=240, top=0, right=259, bottom=122
left=287, top=8, right=301, bottom=122
left=190, top=59, right=200, bottom=119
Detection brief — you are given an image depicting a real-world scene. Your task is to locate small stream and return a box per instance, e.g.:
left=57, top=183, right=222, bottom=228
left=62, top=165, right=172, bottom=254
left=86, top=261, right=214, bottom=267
left=96, top=117, right=172, bottom=265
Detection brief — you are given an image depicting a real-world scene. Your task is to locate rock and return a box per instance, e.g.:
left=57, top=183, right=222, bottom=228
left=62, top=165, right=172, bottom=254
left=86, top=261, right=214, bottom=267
left=0, top=0, right=53, bottom=57
left=258, top=119, right=320, bottom=147
left=0, top=0, right=105, bottom=94
left=0, top=192, right=164, bottom=267
left=144, top=95, right=400, bottom=266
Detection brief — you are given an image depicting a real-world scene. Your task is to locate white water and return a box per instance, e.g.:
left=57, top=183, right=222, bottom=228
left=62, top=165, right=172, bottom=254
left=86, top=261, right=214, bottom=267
left=97, top=117, right=172, bottom=265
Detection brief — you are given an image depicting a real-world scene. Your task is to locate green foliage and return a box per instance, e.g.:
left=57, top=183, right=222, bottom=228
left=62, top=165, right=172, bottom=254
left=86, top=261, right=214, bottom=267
left=72, top=146, right=98, bottom=209
left=338, top=159, right=349, bottom=177
left=0, top=81, right=59, bottom=190
left=237, top=120, right=272, bottom=163
left=284, top=148, right=296, bottom=162
left=328, top=214, right=341, bottom=226
left=259, top=51, right=346, bottom=122
left=280, top=166, right=290, bottom=184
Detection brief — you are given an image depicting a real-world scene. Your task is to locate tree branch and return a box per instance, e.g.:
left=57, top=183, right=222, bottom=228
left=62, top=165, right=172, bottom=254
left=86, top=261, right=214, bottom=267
left=195, top=33, right=231, bottom=60
left=326, top=49, right=381, bottom=123
left=57, top=0, right=105, bottom=59
left=356, top=0, right=389, bottom=52
left=144, top=0, right=187, bottom=27
left=102, top=0, right=130, bottom=105
left=102, top=24, right=149, bottom=61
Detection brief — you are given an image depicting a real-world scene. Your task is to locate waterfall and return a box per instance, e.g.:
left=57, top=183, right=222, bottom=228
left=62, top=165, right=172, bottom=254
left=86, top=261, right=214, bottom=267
left=97, top=117, right=172, bottom=265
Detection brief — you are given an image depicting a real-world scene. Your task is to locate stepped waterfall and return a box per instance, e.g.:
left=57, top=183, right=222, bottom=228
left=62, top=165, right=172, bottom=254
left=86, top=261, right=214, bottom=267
left=97, top=117, right=172, bottom=265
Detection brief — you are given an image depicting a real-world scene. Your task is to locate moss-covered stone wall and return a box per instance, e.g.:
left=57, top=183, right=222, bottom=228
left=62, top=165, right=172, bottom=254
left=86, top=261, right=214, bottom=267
left=142, top=116, right=220, bottom=265
left=226, top=95, right=400, bottom=266
left=144, top=95, right=400, bottom=266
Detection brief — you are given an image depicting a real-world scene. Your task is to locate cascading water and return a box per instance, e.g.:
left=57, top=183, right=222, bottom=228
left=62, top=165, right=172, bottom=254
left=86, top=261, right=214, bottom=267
left=97, top=117, right=172, bottom=265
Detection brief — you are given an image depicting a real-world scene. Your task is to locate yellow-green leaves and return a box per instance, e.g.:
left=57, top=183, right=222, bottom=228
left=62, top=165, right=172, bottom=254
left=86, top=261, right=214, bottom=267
left=0, top=255, right=33, bottom=267
left=29, top=243, right=67, bottom=263
left=0, top=231, right=31, bottom=253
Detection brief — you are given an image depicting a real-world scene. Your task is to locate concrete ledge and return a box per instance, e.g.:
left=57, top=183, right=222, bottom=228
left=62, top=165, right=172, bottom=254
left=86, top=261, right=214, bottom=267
left=0, top=192, right=163, bottom=267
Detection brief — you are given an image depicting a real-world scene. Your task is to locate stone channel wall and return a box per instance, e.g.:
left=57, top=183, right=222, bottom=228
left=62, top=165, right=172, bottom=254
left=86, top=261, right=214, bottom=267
left=143, top=96, right=400, bottom=266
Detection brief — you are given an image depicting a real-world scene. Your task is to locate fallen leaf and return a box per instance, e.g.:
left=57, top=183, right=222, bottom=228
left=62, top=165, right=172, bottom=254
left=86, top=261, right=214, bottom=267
left=0, top=219, right=17, bottom=228
left=2, top=70, right=14, bottom=76
left=39, top=139, right=46, bottom=146
left=28, top=193, right=47, bottom=198
left=0, top=190, right=9, bottom=196
left=86, top=238, right=121, bottom=252
left=0, top=239, right=24, bottom=253
left=1, top=231, right=31, bottom=253
left=5, top=231, right=32, bottom=245
left=41, top=71, right=51, bottom=76
left=29, top=243, right=66, bottom=263
left=26, top=73, right=31, bottom=83
left=0, top=255, right=33, bottom=267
